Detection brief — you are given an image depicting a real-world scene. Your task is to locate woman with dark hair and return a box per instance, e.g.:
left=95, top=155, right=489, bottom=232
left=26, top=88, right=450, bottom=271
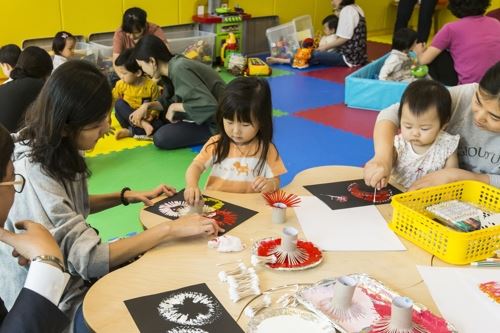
left=414, top=0, right=500, bottom=85
left=132, top=34, right=226, bottom=150
left=0, top=46, right=52, bottom=132
left=112, top=7, right=166, bottom=65
left=0, top=60, right=221, bottom=330
left=364, top=61, right=500, bottom=190
left=0, top=124, right=69, bottom=332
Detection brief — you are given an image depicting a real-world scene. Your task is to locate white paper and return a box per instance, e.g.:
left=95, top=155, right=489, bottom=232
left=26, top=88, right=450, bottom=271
left=417, top=266, right=500, bottom=333
left=294, top=196, right=405, bottom=251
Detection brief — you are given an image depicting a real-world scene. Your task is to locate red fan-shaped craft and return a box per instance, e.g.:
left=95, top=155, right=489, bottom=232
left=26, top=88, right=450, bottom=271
left=263, top=190, right=301, bottom=208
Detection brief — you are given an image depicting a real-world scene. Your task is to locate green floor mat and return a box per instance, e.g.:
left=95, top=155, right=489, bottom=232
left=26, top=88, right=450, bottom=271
left=86, top=145, right=208, bottom=241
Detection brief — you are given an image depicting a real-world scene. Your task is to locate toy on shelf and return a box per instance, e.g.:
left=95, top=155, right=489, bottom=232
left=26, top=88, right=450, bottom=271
left=292, top=38, right=314, bottom=69
left=183, top=39, right=213, bottom=64
left=220, top=32, right=238, bottom=64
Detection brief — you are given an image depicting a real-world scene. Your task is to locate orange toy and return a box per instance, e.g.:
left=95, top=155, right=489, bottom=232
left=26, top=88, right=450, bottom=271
left=292, top=38, right=314, bottom=69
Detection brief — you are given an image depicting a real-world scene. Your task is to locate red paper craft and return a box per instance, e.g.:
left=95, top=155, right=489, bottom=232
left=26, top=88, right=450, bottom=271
left=262, top=190, right=301, bottom=207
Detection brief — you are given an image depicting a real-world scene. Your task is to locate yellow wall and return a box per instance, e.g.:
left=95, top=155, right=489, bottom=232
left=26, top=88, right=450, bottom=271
left=1, top=0, right=499, bottom=47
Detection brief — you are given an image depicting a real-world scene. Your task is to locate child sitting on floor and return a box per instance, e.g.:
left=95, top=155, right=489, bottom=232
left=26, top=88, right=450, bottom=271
left=112, top=48, right=161, bottom=139
left=318, top=14, right=339, bottom=52
left=184, top=77, right=287, bottom=205
left=374, top=80, right=460, bottom=189
left=267, top=14, right=339, bottom=66
left=52, top=31, right=76, bottom=70
left=0, top=44, right=21, bottom=84
left=379, top=28, right=419, bottom=82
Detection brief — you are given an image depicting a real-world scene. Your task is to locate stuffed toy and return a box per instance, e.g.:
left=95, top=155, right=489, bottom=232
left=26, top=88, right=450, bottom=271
left=292, top=38, right=314, bottom=69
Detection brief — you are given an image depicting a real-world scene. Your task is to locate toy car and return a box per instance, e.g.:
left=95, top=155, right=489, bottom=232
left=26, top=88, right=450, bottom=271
left=246, top=58, right=272, bottom=76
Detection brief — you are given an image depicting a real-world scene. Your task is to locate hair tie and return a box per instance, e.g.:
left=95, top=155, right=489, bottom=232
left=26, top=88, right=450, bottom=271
left=61, top=33, right=68, bottom=39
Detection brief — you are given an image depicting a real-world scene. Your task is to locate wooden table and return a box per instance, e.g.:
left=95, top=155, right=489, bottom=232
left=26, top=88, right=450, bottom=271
left=83, top=166, right=439, bottom=332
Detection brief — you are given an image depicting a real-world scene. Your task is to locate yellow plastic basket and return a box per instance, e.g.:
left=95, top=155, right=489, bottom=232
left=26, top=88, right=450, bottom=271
left=390, top=180, right=500, bottom=265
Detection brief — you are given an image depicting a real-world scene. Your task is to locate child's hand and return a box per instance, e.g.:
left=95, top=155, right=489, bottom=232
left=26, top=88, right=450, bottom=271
left=364, top=158, right=391, bottom=190
left=103, top=126, right=116, bottom=137
left=252, top=176, right=276, bottom=193
left=129, top=104, right=149, bottom=126
left=184, top=186, right=202, bottom=206
left=124, top=185, right=177, bottom=206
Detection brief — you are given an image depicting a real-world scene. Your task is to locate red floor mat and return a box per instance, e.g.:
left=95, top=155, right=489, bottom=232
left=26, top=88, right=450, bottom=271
left=294, top=103, right=379, bottom=139
left=299, top=66, right=357, bottom=84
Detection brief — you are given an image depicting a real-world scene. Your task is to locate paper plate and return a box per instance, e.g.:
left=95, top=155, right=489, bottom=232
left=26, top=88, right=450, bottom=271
left=252, top=237, right=323, bottom=271
left=248, top=307, right=335, bottom=333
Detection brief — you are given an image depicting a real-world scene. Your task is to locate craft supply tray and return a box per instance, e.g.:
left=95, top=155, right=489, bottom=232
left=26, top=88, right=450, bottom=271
left=296, top=274, right=458, bottom=333
left=390, top=181, right=500, bottom=264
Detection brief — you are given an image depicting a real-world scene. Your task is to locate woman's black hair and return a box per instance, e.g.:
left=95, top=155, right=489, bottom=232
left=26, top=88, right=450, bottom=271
left=0, top=124, right=13, bottom=181
left=134, top=35, right=174, bottom=97
left=10, top=46, right=52, bottom=80
left=448, top=0, right=491, bottom=18
left=478, top=61, right=500, bottom=101
left=398, top=80, right=452, bottom=127
left=0, top=44, right=21, bottom=67
left=214, top=77, right=276, bottom=176
left=114, top=48, right=141, bottom=73
left=52, top=31, right=75, bottom=56
left=322, top=14, right=339, bottom=31
left=392, top=28, right=418, bottom=52
left=19, top=60, right=112, bottom=182
left=122, top=7, right=147, bottom=33
left=337, top=0, right=356, bottom=11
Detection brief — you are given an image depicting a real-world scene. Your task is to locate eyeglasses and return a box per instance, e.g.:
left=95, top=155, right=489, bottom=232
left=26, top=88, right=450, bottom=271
left=0, top=174, right=26, bottom=193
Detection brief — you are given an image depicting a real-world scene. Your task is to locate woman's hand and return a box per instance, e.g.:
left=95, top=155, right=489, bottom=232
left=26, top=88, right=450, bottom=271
left=0, top=221, right=63, bottom=267
left=165, top=103, right=185, bottom=123
left=364, top=157, right=392, bottom=189
left=170, top=215, right=223, bottom=238
left=124, top=185, right=177, bottom=206
left=252, top=176, right=276, bottom=193
left=129, top=103, right=149, bottom=126
left=184, top=186, right=202, bottom=206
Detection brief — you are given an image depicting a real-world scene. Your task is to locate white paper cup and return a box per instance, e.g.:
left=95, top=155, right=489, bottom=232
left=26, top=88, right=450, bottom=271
left=272, top=202, right=287, bottom=224
left=390, top=296, right=413, bottom=330
left=332, top=276, right=357, bottom=310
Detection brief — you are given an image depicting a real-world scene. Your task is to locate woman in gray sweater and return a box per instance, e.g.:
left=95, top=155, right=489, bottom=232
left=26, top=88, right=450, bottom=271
left=0, top=61, right=221, bottom=330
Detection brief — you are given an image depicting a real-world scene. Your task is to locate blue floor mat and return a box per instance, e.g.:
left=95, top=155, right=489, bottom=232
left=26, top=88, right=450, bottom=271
left=268, top=75, right=345, bottom=113
left=274, top=115, right=374, bottom=186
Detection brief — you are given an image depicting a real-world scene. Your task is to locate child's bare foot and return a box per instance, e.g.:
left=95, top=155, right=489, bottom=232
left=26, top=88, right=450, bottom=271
left=142, top=121, right=154, bottom=136
left=115, top=128, right=132, bottom=140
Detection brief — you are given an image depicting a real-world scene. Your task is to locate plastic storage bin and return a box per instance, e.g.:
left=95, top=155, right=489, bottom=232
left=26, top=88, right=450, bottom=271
left=390, top=180, right=500, bottom=265
left=89, top=37, right=113, bottom=73
left=166, top=30, right=216, bottom=65
left=345, top=53, right=409, bottom=111
left=266, top=21, right=300, bottom=60
left=292, top=15, right=314, bottom=42
left=73, top=42, right=98, bottom=64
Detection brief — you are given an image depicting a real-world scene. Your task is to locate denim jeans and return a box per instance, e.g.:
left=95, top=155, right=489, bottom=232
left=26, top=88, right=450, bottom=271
left=310, top=50, right=348, bottom=67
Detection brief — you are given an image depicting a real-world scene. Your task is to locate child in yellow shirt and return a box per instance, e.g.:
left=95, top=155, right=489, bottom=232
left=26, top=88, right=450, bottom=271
left=113, top=48, right=160, bottom=139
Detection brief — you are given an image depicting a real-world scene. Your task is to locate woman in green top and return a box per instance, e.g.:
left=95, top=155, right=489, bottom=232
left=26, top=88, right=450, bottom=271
left=131, top=35, right=226, bottom=150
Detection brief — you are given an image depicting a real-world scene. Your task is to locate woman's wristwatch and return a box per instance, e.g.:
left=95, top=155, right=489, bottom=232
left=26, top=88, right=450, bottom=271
left=32, top=255, right=66, bottom=272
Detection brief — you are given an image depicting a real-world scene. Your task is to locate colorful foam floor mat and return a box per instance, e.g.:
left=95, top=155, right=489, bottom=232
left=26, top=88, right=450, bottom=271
left=87, top=57, right=385, bottom=241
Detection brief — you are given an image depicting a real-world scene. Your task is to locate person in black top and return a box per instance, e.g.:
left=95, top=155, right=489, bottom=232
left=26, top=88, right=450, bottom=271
left=0, top=46, right=52, bottom=132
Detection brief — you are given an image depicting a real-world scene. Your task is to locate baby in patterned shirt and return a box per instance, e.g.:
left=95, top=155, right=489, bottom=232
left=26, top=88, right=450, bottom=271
left=391, top=80, right=460, bottom=189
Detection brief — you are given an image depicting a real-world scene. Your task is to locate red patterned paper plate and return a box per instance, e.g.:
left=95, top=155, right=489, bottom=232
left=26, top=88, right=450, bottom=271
left=252, top=237, right=323, bottom=271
